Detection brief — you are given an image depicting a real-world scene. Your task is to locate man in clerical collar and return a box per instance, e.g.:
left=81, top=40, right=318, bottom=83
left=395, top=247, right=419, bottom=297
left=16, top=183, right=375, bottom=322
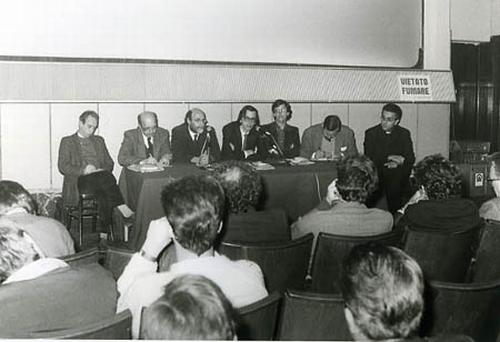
left=364, top=103, right=415, bottom=213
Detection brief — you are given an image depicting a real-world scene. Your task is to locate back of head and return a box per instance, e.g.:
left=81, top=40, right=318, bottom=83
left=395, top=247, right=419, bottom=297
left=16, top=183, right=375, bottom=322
left=323, top=115, right=342, bottom=131
left=413, top=154, right=462, bottom=200
left=0, top=218, right=40, bottom=284
left=0, top=180, right=37, bottom=215
left=341, top=243, right=424, bottom=341
left=336, top=155, right=378, bottom=204
left=212, top=160, right=263, bottom=213
left=141, top=274, right=236, bottom=340
left=161, top=175, right=225, bottom=256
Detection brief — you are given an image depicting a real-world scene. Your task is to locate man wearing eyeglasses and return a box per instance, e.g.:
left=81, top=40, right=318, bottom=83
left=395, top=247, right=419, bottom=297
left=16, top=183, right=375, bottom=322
left=221, top=105, right=264, bottom=161
left=118, top=111, right=172, bottom=168
left=171, top=108, right=221, bottom=164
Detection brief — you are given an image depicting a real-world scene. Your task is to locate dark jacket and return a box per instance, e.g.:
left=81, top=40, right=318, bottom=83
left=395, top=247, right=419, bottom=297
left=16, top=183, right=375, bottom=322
left=221, top=121, right=264, bottom=161
left=171, top=123, right=221, bottom=163
left=261, top=122, right=300, bottom=159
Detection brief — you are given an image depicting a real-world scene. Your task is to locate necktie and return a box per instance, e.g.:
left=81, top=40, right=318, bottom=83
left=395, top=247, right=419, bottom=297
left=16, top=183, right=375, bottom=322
left=147, top=137, right=154, bottom=157
left=243, top=133, right=248, bottom=151
left=194, top=134, right=199, bottom=143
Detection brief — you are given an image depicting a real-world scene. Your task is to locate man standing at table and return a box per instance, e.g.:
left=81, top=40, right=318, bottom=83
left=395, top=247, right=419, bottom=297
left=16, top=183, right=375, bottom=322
left=364, top=103, right=415, bottom=213
left=171, top=108, right=221, bottom=165
left=221, top=105, right=264, bottom=161
left=300, top=115, right=358, bottom=160
left=118, top=111, right=171, bottom=167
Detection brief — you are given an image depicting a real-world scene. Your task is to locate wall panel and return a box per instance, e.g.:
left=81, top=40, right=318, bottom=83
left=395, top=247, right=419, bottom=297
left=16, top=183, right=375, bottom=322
left=145, top=103, right=189, bottom=133
left=348, top=104, right=382, bottom=153
left=311, top=103, right=349, bottom=126
left=416, top=104, right=450, bottom=161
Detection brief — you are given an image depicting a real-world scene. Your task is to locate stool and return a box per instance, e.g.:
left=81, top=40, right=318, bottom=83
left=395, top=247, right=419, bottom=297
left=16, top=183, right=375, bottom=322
left=66, top=193, right=98, bottom=246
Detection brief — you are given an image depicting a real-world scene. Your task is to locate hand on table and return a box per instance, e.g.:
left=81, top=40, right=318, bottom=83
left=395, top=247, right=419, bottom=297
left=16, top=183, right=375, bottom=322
left=140, top=156, right=158, bottom=165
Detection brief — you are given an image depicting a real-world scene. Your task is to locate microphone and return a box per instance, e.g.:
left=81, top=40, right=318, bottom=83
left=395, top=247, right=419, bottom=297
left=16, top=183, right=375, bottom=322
left=255, top=126, right=285, bottom=159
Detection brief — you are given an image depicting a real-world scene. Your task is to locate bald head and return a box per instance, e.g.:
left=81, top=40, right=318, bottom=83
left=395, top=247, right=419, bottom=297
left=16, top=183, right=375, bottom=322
left=186, top=108, right=207, bottom=134
left=138, top=111, right=158, bottom=138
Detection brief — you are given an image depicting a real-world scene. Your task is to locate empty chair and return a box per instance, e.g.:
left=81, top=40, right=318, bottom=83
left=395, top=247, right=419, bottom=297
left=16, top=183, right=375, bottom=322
left=276, top=289, right=352, bottom=341
left=16, top=310, right=132, bottom=339
left=310, top=230, right=403, bottom=293
left=469, top=219, right=500, bottom=282
left=402, top=223, right=482, bottom=282
left=219, top=233, right=313, bottom=293
left=421, top=279, right=500, bottom=342
left=103, top=245, right=134, bottom=279
left=236, top=292, right=281, bottom=340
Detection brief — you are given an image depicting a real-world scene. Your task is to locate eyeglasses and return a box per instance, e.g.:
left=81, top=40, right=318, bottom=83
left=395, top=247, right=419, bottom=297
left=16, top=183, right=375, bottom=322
left=243, top=116, right=257, bottom=122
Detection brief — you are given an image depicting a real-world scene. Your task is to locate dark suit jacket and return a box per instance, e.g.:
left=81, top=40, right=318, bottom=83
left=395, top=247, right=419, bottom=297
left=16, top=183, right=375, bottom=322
left=117, top=127, right=171, bottom=166
left=261, top=122, right=300, bottom=159
left=221, top=121, right=264, bottom=161
left=58, top=133, right=114, bottom=206
left=171, top=123, right=221, bottom=163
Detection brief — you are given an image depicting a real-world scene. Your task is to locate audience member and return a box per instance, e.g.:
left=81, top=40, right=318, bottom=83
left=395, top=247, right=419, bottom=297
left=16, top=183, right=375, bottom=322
left=364, top=103, right=415, bottom=213
left=261, top=99, right=300, bottom=159
left=58, top=110, right=129, bottom=231
left=479, top=151, right=500, bottom=220
left=117, top=174, right=268, bottom=338
left=221, top=105, right=264, bottom=161
left=292, top=155, right=393, bottom=251
left=212, top=160, right=288, bottom=242
left=141, top=274, right=236, bottom=340
left=397, top=154, right=480, bottom=232
left=341, top=243, right=424, bottom=341
left=171, top=108, right=221, bottom=165
left=0, top=180, right=74, bottom=257
left=0, top=218, right=117, bottom=337
left=300, top=115, right=358, bottom=160
left=118, top=111, right=172, bottom=167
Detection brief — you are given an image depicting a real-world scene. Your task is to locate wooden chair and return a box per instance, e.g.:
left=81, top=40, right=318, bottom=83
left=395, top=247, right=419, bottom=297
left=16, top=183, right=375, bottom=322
left=17, top=310, right=132, bottom=339
left=421, top=279, right=500, bottom=342
left=310, top=230, right=403, bottom=293
left=276, top=289, right=352, bottom=341
left=219, top=233, right=313, bottom=293
left=236, top=292, right=281, bottom=340
left=469, top=219, right=500, bottom=282
left=102, top=245, right=134, bottom=279
left=402, top=223, right=482, bottom=282
left=65, top=193, right=99, bottom=246
left=61, top=247, right=102, bottom=267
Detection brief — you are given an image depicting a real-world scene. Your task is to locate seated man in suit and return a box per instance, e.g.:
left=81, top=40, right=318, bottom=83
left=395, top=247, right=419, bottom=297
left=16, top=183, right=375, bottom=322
left=118, top=111, right=171, bottom=167
left=141, top=274, right=236, bottom=340
left=212, top=160, right=289, bottom=243
left=0, top=180, right=74, bottom=257
left=58, top=110, right=129, bottom=232
left=261, top=99, right=300, bottom=159
left=300, top=115, right=358, bottom=160
left=0, top=218, right=117, bottom=337
left=171, top=108, right=221, bottom=165
left=479, top=151, right=500, bottom=220
left=117, top=174, right=268, bottom=338
left=221, top=105, right=264, bottom=161
left=341, top=243, right=424, bottom=341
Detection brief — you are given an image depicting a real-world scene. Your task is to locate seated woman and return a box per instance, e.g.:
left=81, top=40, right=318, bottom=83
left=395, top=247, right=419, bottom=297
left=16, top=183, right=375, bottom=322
left=212, top=160, right=289, bottom=243
left=479, top=151, right=500, bottom=220
left=397, top=154, right=481, bottom=231
left=0, top=180, right=74, bottom=257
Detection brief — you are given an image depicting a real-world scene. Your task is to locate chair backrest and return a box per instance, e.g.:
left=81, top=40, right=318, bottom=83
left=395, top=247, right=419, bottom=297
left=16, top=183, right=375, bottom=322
left=18, top=310, right=132, bottom=339
left=219, top=233, right=313, bottom=293
left=79, top=193, right=99, bottom=213
left=310, top=230, right=403, bottom=293
left=221, top=209, right=291, bottom=243
left=61, top=247, right=102, bottom=267
left=402, top=223, right=482, bottom=282
left=276, top=289, right=352, bottom=341
left=236, top=292, right=281, bottom=340
left=103, top=246, right=134, bottom=279
left=470, top=219, right=500, bottom=282
left=421, top=279, right=500, bottom=342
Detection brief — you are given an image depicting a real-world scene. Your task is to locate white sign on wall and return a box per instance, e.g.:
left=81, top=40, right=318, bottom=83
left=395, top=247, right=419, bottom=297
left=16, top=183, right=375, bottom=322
left=398, top=74, right=432, bottom=101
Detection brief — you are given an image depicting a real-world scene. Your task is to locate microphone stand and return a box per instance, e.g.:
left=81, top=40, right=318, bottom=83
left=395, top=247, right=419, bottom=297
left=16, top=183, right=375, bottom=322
left=257, top=127, right=287, bottom=163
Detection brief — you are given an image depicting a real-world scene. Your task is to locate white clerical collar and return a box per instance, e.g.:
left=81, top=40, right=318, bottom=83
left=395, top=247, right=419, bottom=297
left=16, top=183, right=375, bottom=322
left=3, top=258, right=68, bottom=284
left=77, top=132, right=87, bottom=139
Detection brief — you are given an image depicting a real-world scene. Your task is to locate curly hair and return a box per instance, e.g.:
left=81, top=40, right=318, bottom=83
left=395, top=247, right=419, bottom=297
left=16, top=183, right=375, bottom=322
left=412, top=154, right=462, bottom=200
left=0, top=180, right=38, bottom=215
left=211, top=160, right=263, bottom=213
left=336, top=155, right=378, bottom=204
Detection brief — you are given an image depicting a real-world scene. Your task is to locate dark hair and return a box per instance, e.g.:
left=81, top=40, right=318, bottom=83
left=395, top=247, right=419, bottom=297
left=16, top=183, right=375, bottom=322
left=341, top=243, right=424, bottom=340
left=271, top=99, right=292, bottom=120
left=141, top=274, right=236, bottom=340
left=79, top=110, right=99, bottom=124
left=336, top=155, right=378, bottom=204
left=0, top=180, right=37, bottom=215
left=212, top=161, right=263, bottom=213
left=382, top=103, right=402, bottom=121
left=412, top=154, right=462, bottom=200
left=161, top=175, right=225, bottom=255
left=137, top=111, right=158, bottom=127
left=237, top=105, right=260, bottom=126
left=184, top=108, right=206, bottom=124
left=323, top=115, right=342, bottom=131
